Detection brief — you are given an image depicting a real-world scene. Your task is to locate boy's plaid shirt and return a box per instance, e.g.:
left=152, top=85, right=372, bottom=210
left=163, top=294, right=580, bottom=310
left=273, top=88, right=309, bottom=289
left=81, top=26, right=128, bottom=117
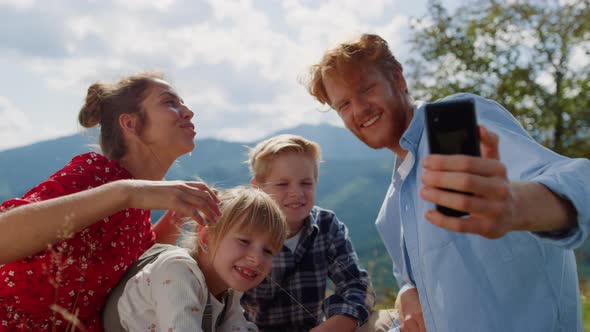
left=241, top=206, right=374, bottom=332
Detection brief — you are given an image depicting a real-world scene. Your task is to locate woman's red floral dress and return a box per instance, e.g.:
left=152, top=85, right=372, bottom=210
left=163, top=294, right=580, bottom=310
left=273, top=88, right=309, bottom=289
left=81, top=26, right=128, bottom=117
left=0, top=152, right=156, bottom=331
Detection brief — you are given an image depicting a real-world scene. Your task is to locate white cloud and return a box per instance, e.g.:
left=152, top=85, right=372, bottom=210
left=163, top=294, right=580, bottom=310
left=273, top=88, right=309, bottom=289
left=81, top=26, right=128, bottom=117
left=0, top=96, right=75, bottom=151
left=0, top=0, right=35, bottom=10
left=112, top=0, right=176, bottom=11
left=0, top=96, right=50, bottom=151
left=0, top=0, right=430, bottom=150
left=25, top=56, right=125, bottom=91
left=0, top=96, right=29, bottom=131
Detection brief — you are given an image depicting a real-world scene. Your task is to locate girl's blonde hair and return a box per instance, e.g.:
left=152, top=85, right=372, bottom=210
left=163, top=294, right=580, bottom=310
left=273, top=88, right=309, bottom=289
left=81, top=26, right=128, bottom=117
left=182, top=186, right=287, bottom=254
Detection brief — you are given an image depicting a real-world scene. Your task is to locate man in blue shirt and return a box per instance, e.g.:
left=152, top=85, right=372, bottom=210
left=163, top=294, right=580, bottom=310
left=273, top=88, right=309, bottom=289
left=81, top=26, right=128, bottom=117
left=305, top=33, right=590, bottom=331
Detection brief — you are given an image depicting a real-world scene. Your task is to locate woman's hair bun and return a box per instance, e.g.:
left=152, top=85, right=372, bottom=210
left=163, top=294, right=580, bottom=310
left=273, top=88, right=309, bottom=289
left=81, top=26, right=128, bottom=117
left=79, top=83, right=109, bottom=128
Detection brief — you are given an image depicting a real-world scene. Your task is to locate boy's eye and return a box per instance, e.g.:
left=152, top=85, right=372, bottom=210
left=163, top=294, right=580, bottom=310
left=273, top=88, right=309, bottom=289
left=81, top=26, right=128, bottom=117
left=275, top=183, right=288, bottom=187
left=302, top=181, right=313, bottom=186
left=337, top=101, right=350, bottom=113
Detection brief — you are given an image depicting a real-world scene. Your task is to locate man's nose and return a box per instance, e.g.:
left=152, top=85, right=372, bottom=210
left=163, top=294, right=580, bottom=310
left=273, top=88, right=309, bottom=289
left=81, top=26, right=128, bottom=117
left=351, top=97, right=370, bottom=121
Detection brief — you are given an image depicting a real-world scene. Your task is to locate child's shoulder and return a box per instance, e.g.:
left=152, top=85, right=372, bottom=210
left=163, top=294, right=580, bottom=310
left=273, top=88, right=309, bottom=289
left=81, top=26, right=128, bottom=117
left=310, top=206, right=346, bottom=229
left=144, top=246, right=199, bottom=273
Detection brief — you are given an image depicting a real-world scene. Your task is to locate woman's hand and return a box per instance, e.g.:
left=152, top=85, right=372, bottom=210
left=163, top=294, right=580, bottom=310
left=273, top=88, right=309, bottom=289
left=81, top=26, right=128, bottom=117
left=126, top=180, right=221, bottom=226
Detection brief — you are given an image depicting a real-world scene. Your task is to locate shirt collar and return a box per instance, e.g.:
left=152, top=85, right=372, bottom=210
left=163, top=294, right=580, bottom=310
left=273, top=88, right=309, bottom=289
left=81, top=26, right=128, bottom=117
left=392, top=152, right=415, bottom=182
left=400, top=100, right=426, bottom=153
left=398, top=153, right=414, bottom=180
left=302, top=208, right=319, bottom=237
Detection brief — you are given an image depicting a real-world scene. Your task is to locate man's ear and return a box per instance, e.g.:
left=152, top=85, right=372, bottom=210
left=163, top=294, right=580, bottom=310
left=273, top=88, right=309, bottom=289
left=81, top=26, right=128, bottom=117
left=390, top=68, right=408, bottom=94
left=119, top=113, right=138, bottom=136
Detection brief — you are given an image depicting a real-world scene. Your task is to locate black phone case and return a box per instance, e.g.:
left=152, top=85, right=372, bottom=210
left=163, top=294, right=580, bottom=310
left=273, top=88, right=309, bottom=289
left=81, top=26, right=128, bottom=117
left=424, top=98, right=481, bottom=217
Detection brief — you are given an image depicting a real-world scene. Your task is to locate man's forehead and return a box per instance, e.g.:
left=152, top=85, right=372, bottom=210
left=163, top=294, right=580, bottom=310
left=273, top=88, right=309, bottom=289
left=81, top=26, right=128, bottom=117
left=324, top=67, right=372, bottom=102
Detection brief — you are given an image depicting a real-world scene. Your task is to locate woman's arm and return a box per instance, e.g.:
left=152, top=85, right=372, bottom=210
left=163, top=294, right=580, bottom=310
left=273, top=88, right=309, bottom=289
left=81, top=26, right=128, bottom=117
left=0, top=179, right=220, bottom=264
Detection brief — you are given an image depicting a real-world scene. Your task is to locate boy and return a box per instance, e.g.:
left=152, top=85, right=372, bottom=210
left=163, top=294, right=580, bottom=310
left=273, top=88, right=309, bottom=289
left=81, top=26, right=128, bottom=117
left=241, top=134, right=388, bottom=332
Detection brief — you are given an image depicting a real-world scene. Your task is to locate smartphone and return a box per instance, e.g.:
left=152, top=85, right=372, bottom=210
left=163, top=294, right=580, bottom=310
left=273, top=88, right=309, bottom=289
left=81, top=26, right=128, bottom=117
left=424, top=98, right=481, bottom=217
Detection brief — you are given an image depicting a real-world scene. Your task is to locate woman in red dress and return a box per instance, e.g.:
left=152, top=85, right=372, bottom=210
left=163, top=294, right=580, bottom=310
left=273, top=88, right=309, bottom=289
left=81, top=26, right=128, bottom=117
left=0, top=72, right=220, bottom=331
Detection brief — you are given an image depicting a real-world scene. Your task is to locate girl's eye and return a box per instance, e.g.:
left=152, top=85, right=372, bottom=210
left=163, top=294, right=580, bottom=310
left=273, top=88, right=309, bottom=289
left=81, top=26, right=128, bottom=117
left=263, top=248, right=273, bottom=256
left=302, top=181, right=313, bottom=186
left=275, top=183, right=288, bottom=187
left=238, top=238, right=250, bottom=245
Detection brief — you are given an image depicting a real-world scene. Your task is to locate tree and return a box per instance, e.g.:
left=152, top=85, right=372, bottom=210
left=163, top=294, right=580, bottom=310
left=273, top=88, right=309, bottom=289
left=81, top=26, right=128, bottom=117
left=407, top=0, right=590, bottom=157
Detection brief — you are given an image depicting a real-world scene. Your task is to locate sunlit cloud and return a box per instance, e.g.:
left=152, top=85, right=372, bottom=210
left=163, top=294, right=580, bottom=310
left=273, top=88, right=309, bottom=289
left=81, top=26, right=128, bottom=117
left=0, top=0, right=423, bottom=150
left=0, top=0, right=36, bottom=10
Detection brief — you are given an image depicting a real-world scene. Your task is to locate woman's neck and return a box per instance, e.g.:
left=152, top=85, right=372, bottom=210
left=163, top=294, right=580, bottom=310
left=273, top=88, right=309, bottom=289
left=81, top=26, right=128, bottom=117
left=119, top=148, right=172, bottom=180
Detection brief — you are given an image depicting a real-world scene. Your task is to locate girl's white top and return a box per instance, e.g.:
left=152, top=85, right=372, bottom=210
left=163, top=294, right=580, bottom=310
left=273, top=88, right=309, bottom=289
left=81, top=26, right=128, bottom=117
left=118, top=247, right=258, bottom=332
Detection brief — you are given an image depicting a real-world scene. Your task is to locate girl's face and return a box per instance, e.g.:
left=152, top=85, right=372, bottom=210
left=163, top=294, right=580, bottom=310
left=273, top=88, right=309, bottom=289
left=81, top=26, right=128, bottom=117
left=205, top=223, right=276, bottom=296
left=138, top=79, right=196, bottom=163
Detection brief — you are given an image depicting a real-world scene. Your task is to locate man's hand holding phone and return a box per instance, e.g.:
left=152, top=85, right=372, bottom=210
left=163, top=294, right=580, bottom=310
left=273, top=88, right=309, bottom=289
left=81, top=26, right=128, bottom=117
left=420, top=125, right=518, bottom=239
left=421, top=98, right=521, bottom=238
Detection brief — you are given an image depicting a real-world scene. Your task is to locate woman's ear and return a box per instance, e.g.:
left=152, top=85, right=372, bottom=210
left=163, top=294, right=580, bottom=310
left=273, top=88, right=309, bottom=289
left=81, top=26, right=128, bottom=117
left=250, top=178, right=258, bottom=188
left=119, top=113, right=138, bottom=136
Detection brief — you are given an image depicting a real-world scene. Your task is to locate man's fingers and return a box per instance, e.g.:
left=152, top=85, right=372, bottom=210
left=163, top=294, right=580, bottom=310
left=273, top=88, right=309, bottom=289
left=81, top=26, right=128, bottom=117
left=421, top=171, right=510, bottom=199
left=479, top=125, right=500, bottom=160
left=420, top=186, right=507, bottom=217
left=424, top=209, right=506, bottom=239
left=422, top=154, right=507, bottom=179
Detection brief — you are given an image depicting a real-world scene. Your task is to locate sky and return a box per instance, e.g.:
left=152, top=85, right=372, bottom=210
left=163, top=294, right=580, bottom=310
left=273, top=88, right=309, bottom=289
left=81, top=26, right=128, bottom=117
left=0, top=0, right=462, bottom=152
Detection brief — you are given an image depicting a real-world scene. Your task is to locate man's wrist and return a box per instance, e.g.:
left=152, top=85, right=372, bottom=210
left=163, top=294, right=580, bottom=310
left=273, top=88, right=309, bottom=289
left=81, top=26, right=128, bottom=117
left=512, top=181, right=577, bottom=233
left=395, top=284, right=416, bottom=309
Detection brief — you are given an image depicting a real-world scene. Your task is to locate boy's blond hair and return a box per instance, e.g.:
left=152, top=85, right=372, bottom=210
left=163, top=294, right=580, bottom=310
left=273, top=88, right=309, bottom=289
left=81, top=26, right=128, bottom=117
left=247, top=134, right=322, bottom=183
left=182, top=186, right=288, bottom=254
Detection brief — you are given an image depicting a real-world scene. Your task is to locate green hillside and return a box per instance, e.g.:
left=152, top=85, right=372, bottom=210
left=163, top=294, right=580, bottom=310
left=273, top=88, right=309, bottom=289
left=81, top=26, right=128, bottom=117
left=0, top=124, right=398, bottom=306
left=2, top=123, right=588, bottom=311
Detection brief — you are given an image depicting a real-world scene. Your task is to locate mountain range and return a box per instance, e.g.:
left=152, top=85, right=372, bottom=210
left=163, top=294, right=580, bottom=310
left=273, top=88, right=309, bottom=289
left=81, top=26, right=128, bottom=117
left=0, top=123, right=398, bottom=303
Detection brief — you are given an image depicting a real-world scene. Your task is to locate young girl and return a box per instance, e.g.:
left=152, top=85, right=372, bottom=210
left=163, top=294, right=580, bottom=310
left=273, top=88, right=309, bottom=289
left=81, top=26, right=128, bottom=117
left=110, top=187, right=287, bottom=332
left=0, top=72, right=220, bottom=331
